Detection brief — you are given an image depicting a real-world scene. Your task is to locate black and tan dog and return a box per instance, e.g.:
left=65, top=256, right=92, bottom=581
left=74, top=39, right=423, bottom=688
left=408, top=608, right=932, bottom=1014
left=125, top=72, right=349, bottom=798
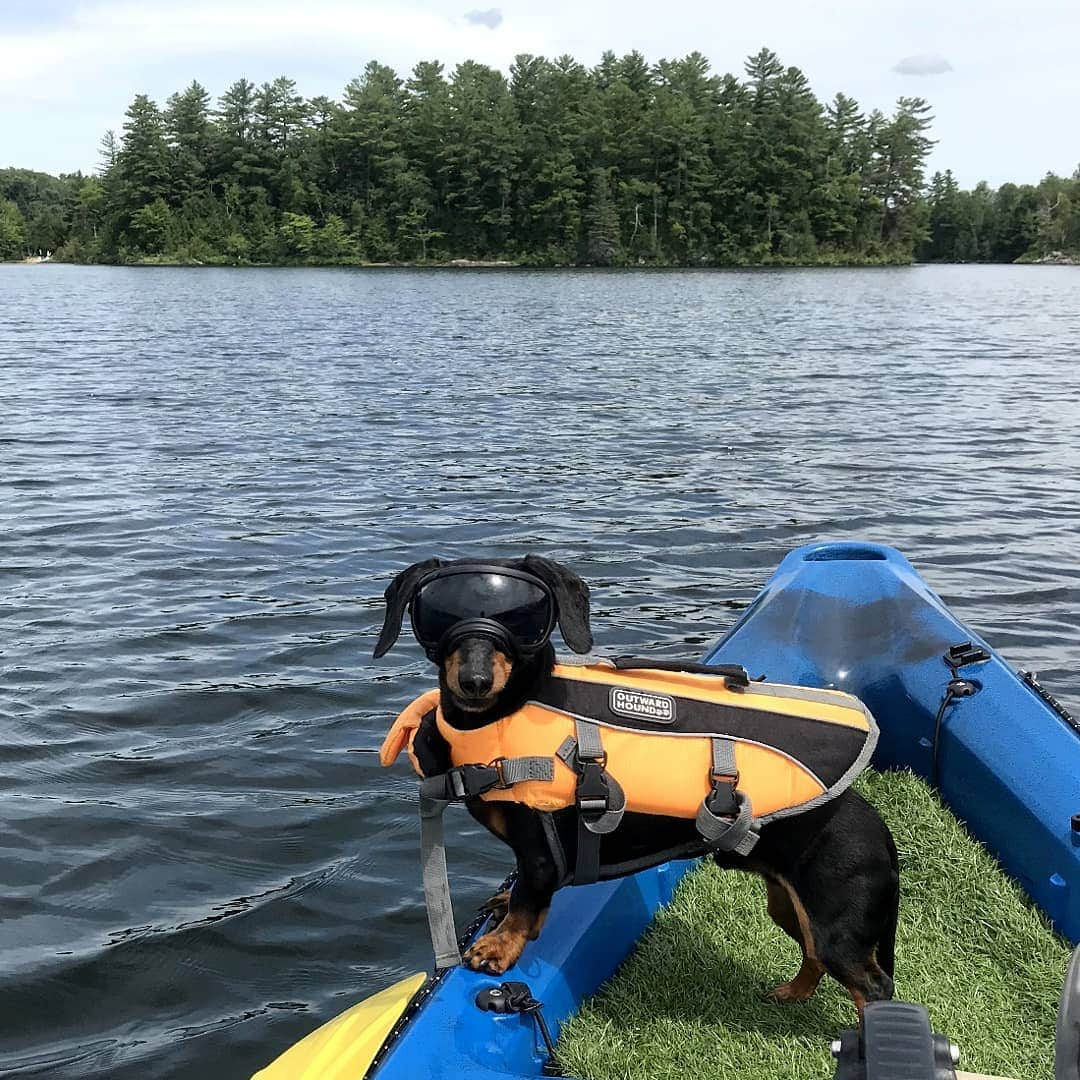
left=375, top=555, right=899, bottom=1016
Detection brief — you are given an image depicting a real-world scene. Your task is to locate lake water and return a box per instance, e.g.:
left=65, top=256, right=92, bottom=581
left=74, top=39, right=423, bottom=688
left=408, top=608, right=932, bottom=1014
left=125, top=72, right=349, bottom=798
left=1, top=264, right=1078, bottom=1078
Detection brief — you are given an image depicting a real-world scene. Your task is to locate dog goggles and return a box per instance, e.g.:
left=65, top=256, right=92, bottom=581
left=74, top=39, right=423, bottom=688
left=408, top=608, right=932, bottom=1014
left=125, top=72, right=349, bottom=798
left=408, top=565, right=556, bottom=661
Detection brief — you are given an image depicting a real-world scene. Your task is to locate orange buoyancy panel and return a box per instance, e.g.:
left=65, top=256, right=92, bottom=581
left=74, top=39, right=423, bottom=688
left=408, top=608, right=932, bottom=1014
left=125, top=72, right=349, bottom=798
left=384, top=662, right=877, bottom=825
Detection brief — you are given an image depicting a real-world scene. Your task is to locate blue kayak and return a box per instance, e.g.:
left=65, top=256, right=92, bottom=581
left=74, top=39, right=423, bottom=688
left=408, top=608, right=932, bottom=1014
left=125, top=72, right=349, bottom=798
left=254, top=542, right=1080, bottom=1080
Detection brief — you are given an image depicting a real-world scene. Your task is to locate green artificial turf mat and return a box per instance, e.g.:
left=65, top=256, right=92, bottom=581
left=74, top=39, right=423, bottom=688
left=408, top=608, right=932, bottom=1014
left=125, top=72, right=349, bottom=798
left=556, top=769, right=1071, bottom=1080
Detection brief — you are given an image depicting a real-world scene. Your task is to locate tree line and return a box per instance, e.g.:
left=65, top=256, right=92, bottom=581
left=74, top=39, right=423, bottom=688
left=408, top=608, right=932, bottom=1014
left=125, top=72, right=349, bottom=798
left=1, top=48, right=1076, bottom=266
left=922, top=169, right=1079, bottom=263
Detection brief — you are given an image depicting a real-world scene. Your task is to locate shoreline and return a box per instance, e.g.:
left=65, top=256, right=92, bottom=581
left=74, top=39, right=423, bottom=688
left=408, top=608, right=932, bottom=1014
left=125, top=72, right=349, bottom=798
left=6, top=256, right=1077, bottom=269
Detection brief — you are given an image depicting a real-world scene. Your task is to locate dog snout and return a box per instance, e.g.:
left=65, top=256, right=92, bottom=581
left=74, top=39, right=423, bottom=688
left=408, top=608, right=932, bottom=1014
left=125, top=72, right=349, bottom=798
left=445, top=640, right=514, bottom=707
left=458, top=666, right=493, bottom=698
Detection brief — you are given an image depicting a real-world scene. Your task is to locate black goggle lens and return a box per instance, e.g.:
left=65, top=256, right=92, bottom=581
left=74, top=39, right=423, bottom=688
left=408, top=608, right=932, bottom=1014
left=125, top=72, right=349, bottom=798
left=411, top=572, right=553, bottom=650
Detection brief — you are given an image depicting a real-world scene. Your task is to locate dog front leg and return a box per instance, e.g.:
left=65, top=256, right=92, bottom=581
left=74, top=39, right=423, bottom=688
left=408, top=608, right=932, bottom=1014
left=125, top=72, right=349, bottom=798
left=464, top=811, right=559, bottom=975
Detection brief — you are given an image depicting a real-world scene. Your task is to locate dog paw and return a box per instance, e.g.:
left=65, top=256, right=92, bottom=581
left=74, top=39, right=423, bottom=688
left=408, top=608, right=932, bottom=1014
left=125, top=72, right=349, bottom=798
left=767, top=979, right=815, bottom=1004
left=464, top=930, right=524, bottom=974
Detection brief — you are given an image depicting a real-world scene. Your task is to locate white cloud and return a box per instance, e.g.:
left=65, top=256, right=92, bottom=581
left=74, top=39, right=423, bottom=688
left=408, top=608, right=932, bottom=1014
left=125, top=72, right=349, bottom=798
left=893, top=54, right=953, bottom=76
left=464, top=8, right=503, bottom=29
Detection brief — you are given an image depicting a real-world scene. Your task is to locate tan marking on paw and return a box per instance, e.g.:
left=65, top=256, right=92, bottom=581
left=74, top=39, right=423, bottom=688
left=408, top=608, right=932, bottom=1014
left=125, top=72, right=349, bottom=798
left=464, top=929, right=526, bottom=974
left=769, top=957, right=825, bottom=1003
left=463, top=908, right=547, bottom=974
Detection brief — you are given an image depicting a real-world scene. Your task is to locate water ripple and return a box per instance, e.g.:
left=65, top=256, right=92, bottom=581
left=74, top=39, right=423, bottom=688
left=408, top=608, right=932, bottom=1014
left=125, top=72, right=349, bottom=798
left=1, top=264, right=1078, bottom=1078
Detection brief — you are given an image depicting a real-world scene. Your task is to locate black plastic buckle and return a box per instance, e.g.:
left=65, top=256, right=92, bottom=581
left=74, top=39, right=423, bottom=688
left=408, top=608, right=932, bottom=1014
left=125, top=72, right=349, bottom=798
left=446, top=764, right=502, bottom=799
left=945, top=641, right=990, bottom=669
left=706, top=772, right=740, bottom=817
left=575, top=759, right=611, bottom=818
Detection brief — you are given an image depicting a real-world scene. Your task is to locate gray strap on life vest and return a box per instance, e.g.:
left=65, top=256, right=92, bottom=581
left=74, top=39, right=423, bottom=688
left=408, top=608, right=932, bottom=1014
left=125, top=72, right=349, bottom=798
left=710, top=735, right=738, bottom=779
left=420, top=756, right=555, bottom=802
left=557, top=720, right=627, bottom=886
left=556, top=723, right=626, bottom=835
left=556, top=735, right=577, bottom=762
left=575, top=717, right=606, bottom=761
left=696, top=792, right=757, bottom=855
left=696, top=737, right=759, bottom=856
left=419, top=794, right=461, bottom=969
left=498, top=756, right=556, bottom=785
left=416, top=756, right=555, bottom=970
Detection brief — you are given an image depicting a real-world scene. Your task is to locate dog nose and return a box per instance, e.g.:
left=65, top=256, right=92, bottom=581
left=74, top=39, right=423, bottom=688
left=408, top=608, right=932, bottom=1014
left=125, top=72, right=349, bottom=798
left=459, top=669, right=493, bottom=697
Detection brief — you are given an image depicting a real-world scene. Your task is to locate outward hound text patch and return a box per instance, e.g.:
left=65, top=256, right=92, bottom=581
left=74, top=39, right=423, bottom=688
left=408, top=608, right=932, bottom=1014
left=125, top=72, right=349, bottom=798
left=608, top=687, right=676, bottom=724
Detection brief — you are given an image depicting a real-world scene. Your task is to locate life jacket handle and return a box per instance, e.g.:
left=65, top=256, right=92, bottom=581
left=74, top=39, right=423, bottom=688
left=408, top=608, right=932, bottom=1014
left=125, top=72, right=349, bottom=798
left=611, top=656, right=752, bottom=689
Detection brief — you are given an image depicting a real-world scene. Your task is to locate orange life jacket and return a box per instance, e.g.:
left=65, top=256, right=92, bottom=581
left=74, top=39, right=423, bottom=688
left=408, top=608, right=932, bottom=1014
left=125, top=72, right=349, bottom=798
left=382, top=660, right=876, bottom=840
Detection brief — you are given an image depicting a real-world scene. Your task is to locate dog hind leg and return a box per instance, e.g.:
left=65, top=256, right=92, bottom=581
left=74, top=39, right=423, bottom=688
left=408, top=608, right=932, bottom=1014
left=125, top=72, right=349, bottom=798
left=764, top=876, right=826, bottom=1003
left=815, top=923, right=895, bottom=1021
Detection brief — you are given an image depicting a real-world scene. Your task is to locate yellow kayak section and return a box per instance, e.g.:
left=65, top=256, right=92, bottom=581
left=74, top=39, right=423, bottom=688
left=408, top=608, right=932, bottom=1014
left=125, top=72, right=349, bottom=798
left=252, top=971, right=427, bottom=1080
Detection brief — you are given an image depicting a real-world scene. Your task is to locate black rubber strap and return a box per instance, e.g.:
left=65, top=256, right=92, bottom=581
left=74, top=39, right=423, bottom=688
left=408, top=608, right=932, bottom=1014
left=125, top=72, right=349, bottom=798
left=568, top=721, right=614, bottom=886
left=572, top=757, right=610, bottom=885
left=575, top=813, right=603, bottom=886
left=611, top=656, right=751, bottom=688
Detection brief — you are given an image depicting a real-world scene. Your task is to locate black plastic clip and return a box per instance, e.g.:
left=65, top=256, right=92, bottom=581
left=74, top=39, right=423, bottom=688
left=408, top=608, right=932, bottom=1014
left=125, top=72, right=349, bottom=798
left=705, top=771, right=740, bottom=817
left=420, top=764, right=502, bottom=802
left=945, top=641, right=990, bottom=670
left=476, top=981, right=558, bottom=1071
left=575, top=754, right=611, bottom=818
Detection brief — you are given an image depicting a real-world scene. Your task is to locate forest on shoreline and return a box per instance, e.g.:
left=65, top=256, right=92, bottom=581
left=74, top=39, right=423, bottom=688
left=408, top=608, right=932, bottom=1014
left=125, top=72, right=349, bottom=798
left=2, top=48, right=1078, bottom=268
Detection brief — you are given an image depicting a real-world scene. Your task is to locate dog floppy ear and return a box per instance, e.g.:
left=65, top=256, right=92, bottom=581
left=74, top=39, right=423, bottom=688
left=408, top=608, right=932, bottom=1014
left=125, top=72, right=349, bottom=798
left=373, top=558, right=443, bottom=658
left=523, top=555, right=593, bottom=654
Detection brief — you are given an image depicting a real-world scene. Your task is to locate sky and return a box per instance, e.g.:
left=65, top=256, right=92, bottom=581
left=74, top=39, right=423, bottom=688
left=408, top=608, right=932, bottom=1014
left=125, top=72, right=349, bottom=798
left=1, top=0, right=1077, bottom=188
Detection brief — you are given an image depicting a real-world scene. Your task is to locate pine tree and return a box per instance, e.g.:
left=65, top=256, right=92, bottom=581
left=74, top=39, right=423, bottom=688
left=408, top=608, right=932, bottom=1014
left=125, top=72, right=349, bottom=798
left=440, top=61, right=520, bottom=255
left=213, top=78, right=265, bottom=209
left=115, top=95, right=172, bottom=215
left=873, top=97, right=935, bottom=247
left=165, top=80, right=212, bottom=200
left=98, top=130, right=120, bottom=174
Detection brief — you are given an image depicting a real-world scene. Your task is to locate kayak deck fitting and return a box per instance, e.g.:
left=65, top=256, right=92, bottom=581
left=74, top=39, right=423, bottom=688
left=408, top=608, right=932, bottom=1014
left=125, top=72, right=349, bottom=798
left=254, top=542, right=1080, bottom=1080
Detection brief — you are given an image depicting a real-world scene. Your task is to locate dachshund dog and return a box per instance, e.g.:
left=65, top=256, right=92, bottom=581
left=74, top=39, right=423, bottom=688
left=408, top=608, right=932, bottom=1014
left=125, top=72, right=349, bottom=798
left=375, top=555, right=899, bottom=1017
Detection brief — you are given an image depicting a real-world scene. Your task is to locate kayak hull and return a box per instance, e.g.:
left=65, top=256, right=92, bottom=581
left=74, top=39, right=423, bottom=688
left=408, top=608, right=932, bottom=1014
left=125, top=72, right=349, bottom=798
left=371, top=861, right=694, bottom=1080
left=255, top=541, right=1080, bottom=1079
left=705, top=542, right=1080, bottom=945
